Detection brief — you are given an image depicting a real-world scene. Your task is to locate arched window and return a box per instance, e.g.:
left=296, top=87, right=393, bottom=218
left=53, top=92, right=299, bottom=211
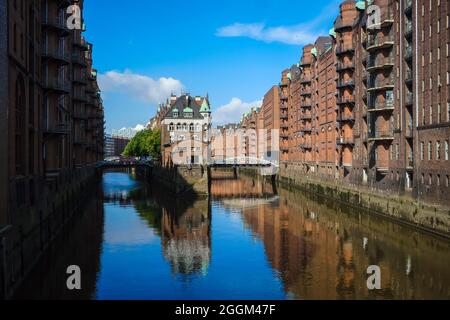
left=15, top=75, right=26, bottom=175
left=182, top=123, right=187, bottom=131
left=195, top=124, right=201, bottom=132
left=189, top=123, right=194, bottom=131
left=169, top=123, right=174, bottom=131
left=176, top=123, right=182, bottom=131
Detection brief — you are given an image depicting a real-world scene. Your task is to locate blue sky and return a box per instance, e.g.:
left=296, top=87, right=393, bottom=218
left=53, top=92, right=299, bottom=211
left=83, top=0, right=342, bottom=132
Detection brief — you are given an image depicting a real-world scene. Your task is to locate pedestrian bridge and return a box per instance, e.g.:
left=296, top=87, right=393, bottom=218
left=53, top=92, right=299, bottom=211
left=208, top=157, right=279, bottom=176
left=96, top=160, right=153, bottom=169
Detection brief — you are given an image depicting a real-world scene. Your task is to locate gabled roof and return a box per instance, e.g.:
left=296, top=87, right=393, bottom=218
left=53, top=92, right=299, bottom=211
left=163, top=94, right=207, bottom=120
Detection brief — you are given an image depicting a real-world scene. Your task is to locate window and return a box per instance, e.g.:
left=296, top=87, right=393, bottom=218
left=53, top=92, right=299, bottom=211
left=437, top=175, right=441, bottom=186
left=396, top=144, right=399, bottom=160
left=429, top=174, right=432, bottom=185
left=428, top=141, right=432, bottom=160
left=169, top=123, right=174, bottom=131
left=438, top=104, right=441, bottom=123
left=173, top=111, right=178, bottom=118
left=436, top=141, right=441, bottom=160
left=430, top=106, right=433, bottom=125
left=445, top=140, right=449, bottom=160
left=421, top=142, right=424, bottom=160
left=15, top=76, right=26, bottom=175
left=421, top=173, right=425, bottom=184
left=446, top=175, right=449, bottom=187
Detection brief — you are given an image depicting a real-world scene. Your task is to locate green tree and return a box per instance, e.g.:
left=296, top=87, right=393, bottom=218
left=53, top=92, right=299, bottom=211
left=123, top=129, right=161, bottom=159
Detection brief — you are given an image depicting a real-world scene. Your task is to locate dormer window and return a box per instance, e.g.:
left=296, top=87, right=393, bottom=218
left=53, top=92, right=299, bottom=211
left=173, top=111, right=179, bottom=118
left=184, top=112, right=193, bottom=118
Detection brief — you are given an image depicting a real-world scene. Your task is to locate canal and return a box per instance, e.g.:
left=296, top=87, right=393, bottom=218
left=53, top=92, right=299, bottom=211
left=14, top=170, right=450, bottom=299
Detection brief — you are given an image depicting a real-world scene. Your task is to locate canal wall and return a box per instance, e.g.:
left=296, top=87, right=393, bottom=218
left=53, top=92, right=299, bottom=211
left=0, top=166, right=100, bottom=299
left=151, top=165, right=209, bottom=195
left=277, top=163, right=450, bottom=238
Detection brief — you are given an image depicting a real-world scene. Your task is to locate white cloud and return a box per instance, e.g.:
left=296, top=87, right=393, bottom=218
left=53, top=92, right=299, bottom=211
left=98, top=69, right=184, bottom=104
left=216, top=23, right=318, bottom=45
left=111, top=124, right=146, bottom=139
left=216, top=1, right=340, bottom=45
left=213, top=98, right=262, bottom=125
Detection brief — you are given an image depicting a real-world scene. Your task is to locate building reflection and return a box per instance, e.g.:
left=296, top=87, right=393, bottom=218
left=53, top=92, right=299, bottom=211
left=216, top=173, right=450, bottom=299
left=14, top=184, right=104, bottom=300
left=161, top=199, right=211, bottom=277
left=130, top=180, right=212, bottom=278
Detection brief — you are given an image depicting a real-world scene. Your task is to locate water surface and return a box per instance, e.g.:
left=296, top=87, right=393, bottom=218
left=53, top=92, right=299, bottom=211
left=15, top=170, right=450, bottom=299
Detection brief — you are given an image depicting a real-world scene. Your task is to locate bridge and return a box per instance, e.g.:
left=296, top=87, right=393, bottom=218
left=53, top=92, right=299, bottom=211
left=96, top=160, right=154, bottom=169
left=208, top=157, right=279, bottom=176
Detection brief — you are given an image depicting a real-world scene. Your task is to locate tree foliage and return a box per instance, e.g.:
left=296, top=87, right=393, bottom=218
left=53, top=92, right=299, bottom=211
left=123, top=129, right=161, bottom=159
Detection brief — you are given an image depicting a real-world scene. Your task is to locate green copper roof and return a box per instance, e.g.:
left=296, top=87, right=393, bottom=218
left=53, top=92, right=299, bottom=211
left=200, top=98, right=210, bottom=112
left=172, top=108, right=178, bottom=112
left=355, top=1, right=366, bottom=10
left=329, top=28, right=336, bottom=38
left=287, top=72, right=292, bottom=80
left=183, top=107, right=193, bottom=113
left=311, top=47, right=317, bottom=57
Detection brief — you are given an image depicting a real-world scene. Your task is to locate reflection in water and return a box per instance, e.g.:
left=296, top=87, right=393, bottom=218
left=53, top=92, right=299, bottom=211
left=15, top=170, right=450, bottom=300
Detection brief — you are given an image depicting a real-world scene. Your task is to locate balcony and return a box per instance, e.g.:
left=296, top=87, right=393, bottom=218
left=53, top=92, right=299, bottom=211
left=41, top=15, right=70, bottom=35
left=73, top=35, right=89, bottom=51
left=404, top=22, right=413, bottom=39
left=405, top=92, right=413, bottom=106
left=337, top=79, right=354, bottom=89
left=404, top=46, right=413, bottom=61
left=300, top=89, right=312, bottom=96
left=73, top=111, right=87, bottom=120
left=337, top=95, right=355, bottom=105
left=368, top=129, right=394, bottom=141
left=300, top=76, right=312, bottom=84
left=405, top=69, right=413, bottom=86
left=89, top=69, right=98, bottom=81
left=280, top=104, right=288, bottom=110
left=380, top=9, right=395, bottom=26
left=367, top=77, right=395, bottom=92
left=336, top=45, right=355, bottom=56
left=41, top=46, right=70, bottom=65
left=299, top=142, right=312, bottom=150
left=43, top=122, right=70, bottom=135
left=337, top=113, right=355, bottom=122
left=43, top=77, right=70, bottom=93
left=279, top=81, right=288, bottom=87
left=368, top=100, right=394, bottom=112
left=362, top=71, right=368, bottom=83
left=73, top=72, right=87, bottom=84
left=366, top=35, right=394, bottom=51
left=404, top=0, right=412, bottom=16
left=280, top=114, right=288, bottom=120
left=73, top=91, right=87, bottom=102
left=280, top=94, right=288, bottom=101
left=336, top=137, right=355, bottom=146
left=300, top=114, right=312, bottom=120
left=300, top=57, right=312, bottom=67
left=301, top=102, right=312, bottom=109
left=405, top=124, right=414, bottom=138
left=407, top=156, right=414, bottom=169
left=300, top=127, right=312, bottom=133
left=281, top=124, right=289, bottom=129
left=366, top=57, right=394, bottom=72
left=72, top=52, right=87, bottom=66
left=373, top=159, right=390, bottom=172
left=336, top=61, right=355, bottom=71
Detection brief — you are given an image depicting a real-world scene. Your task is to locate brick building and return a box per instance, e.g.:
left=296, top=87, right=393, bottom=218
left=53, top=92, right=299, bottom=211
left=272, top=0, right=450, bottom=206
left=0, top=0, right=104, bottom=297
